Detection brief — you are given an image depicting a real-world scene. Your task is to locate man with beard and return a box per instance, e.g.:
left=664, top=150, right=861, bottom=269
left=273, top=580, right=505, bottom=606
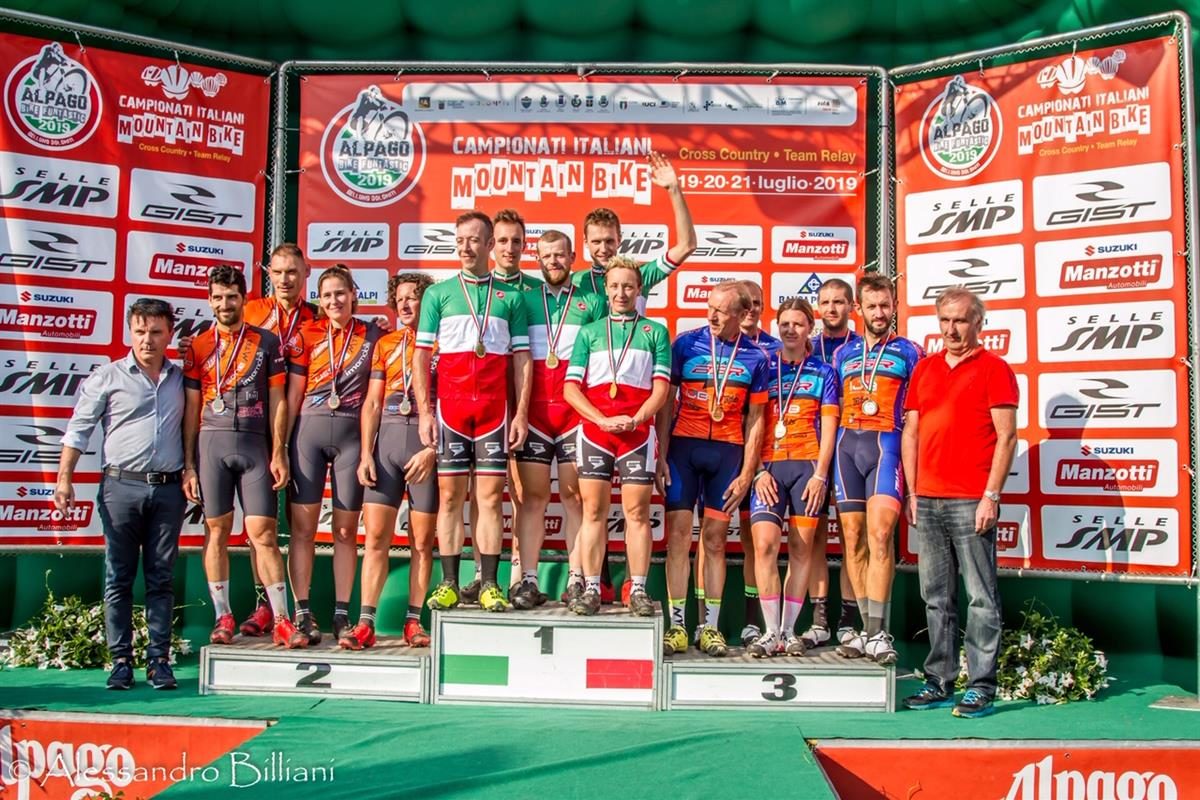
left=830, top=275, right=922, bottom=665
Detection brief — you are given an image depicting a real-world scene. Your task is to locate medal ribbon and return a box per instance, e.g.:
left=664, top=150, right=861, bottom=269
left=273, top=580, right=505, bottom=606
left=542, top=283, right=576, bottom=362
left=458, top=272, right=495, bottom=351
left=212, top=323, right=248, bottom=401
left=325, top=319, right=356, bottom=397
left=859, top=333, right=890, bottom=399
left=385, top=329, right=412, bottom=397
left=775, top=356, right=804, bottom=427
left=606, top=313, right=638, bottom=388
left=709, top=331, right=742, bottom=416
left=275, top=299, right=303, bottom=351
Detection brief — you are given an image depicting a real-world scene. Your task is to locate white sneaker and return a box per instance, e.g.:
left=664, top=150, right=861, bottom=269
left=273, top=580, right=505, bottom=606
left=863, top=631, right=898, bottom=665
left=746, top=629, right=781, bottom=659
left=800, top=624, right=831, bottom=649
left=836, top=625, right=857, bottom=646
left=781, top=631, right=807, bottom=656
left=836, top=630, right=866, bottom=659
left=740, top=624, right=761, bottom=647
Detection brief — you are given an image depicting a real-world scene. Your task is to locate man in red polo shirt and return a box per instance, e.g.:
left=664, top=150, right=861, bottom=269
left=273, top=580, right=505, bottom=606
left=900, top=287, right=1017, bottom=720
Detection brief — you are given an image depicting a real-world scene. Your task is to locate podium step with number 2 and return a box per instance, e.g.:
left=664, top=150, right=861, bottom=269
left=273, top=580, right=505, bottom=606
left=432, top=603, right=663, bottom=708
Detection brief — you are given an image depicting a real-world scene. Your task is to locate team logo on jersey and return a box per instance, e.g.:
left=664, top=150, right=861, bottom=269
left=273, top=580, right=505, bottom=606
left=4, top=42, right=102, bottom=150
left=920, top=75, right=1001, bottom=181
left=320, top=85, right=425, bottom=207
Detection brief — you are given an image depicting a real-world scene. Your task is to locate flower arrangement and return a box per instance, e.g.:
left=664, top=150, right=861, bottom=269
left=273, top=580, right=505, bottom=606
left=956, top=602, right=1110, bottom=704
left=3, top=588, right=190, bottom=671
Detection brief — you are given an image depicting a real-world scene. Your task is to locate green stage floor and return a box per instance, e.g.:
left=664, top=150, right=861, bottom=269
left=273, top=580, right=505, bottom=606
left=1, top=653, right=1196, bottom=799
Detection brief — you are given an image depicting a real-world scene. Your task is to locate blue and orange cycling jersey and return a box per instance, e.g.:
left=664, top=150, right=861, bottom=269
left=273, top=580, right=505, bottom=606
left=670, top=327, right=770, bottom=445
left=811, top=330, right=860, bottom=367
left=831, top=334, right=923, bottom=432
left=761, top=355, right=840, bottom=463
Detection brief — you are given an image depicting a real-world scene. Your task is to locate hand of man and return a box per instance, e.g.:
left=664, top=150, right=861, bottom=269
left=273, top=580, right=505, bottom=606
left=722, top=473, right=752, bottom=515
left=509, top=414, right=529, bottom=450
left=53, top=477, right=74, bottom=512
left=182, top=468, right=200, bottom=504
left=404, top=447, right=436, bottom=485
left=976, top=496, right=999, bottom=534
left=270, top=454, right=289, bottom=491
left=357, top=459, right=377, bottom=488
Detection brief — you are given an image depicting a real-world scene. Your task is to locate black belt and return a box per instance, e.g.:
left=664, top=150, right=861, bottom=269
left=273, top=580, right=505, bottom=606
left=103, top=466, right=183, bottom=485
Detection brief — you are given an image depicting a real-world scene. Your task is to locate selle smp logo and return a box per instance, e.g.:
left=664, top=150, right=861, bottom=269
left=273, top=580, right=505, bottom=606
left=920, top=74, right=1002, bottom=181
left=320, top=85, right=425, bottom=208
left=3, top=42, right=102, bottom=150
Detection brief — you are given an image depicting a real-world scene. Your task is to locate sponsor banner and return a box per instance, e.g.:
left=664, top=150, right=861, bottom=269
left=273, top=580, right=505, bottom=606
left=814, top=740, right=1200, bottom=800
left=307, top=221, right=390, bottom=261
left=1038, top=438, right=1178, bottom=498
left=906, top=307, right=1027, bottom=364
left=904, top=243, right=1024, bottom=306
left=1034, top=230, right=1173, bottom=296
left=125, top=230, right=255, bottom=293
left=0, top=480, right=98, bottom=545
left=1036, top=300, right=1175, bottom=363
left=0, top=710, right=266, bottom=800
left=770, top=270, right=858, bottom=310
left=0, top=283, right=112, bottom=346
left=0, top=32, right=270, bottom=550
left=1041, top=505, right=1180, bottom=568
left=305, top=268, right=388, bottom=307
left=1008, top=440, right=1030, bottom=495
left=996, top=503, right=1032, bottom=562
left=0, top=217, right=116, bottom=281
left=1038, top=369, right=1178, bottom=429
left=894, top=34, right=1191, bottom=577
left=300, top=72, right=869, bottom=550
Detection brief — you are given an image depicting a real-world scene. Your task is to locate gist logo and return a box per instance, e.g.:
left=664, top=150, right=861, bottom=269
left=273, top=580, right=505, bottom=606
left=0, top=218, right=116, bottom=282
left=1039, top=439, right=1176, bottom=498
left=904, top=244, right=1024, bottom=307
left=771, top=226, right=855, bottom=265
left=0, top=284, right=110, bottom=345
left=1033, top=163, right=1170, bottom=231
left=129, top=168, right=256, bottom=232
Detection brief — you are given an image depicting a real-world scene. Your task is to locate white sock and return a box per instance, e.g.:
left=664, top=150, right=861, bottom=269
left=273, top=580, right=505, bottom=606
left=585, top=575, right=601, bottom=593
left=208, top=581, right=231, bottom=617
left=568, top=569, right=584, bottom=588
left=265, top=582, right=289, bottom=619
left=760, top=595, right=781, bottom=635
left=782, top=596, right=805, bottom=634
left=522, top=569, right=538, bottom=587
left=704, top=599, right=721, bottom=629
left=630, top=575, right=647, bottom=592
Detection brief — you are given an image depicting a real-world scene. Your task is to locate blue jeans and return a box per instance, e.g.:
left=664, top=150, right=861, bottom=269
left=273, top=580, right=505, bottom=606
left=915, top=497, right=1002, bottom=698
left=98, top=477, right=185, bottom=660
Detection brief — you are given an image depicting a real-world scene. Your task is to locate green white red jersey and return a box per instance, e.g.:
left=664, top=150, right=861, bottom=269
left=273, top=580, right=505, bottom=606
left=416, top=269, right=529, bottom=402
left=565, top=313, right=672, bottom=417
left=523, top=282, right=606, bottom=401
left=570, top=254, right=680, bottom=314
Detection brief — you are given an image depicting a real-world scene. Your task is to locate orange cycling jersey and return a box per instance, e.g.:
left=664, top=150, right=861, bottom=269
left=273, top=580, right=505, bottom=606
left=370, top=327, right=436, bottom=421
left=183, top=324, right=285, bottom=435
left=831, top=335, right=924, bottom=433
left=287, top=318, right=380, bottom=416
left=760, top=355, right=840, bottom=463
left=243, top=297, right=317, bottom=358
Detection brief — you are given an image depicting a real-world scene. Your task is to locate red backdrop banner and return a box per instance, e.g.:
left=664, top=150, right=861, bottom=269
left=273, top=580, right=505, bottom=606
left=0, top=32, right=271, bottom=548
left=894, top=36, right=1192, bottom=577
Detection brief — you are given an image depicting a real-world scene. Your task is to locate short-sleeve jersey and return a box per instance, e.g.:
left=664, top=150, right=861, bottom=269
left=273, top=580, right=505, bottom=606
left=670, top=327, right=771, bottom=446
left=370, top=328, right=431, bottom=424
left=183, top=324, right=285, bottom=435
left=416, top=270, right=529, bottom=402
left=571, top=254, right=680, bottom=314
left=831, top=334, right=923, bottom=432
left=525, top=282, right=605, bottom=403
left=761, top=355, right=840, bottom=463
left=244, top=297, right=318, bottom=359
left=565, top=314, right=671, bottom=418
left=286, top=318, right=381, bottom=418
left=811, top=330, right=860, bottom=366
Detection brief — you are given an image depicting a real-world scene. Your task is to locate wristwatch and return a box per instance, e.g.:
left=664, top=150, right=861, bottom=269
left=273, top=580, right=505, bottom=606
left=983, top=490, right=1001, bottom=503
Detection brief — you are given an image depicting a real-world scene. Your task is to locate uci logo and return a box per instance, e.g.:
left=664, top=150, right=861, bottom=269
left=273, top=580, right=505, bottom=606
left=320, top=84, right=426, bottom=208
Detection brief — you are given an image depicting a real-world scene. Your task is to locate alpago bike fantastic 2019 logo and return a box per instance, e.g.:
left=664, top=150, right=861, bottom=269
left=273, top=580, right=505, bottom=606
left=320, top=85, right=425, bottom=207
left=4, top=42, right=102, bottom=150
left=920, top=74, right=1002, bottom=181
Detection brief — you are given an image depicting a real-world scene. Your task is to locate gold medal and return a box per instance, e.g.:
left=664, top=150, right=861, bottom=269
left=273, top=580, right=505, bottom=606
left=475, top=341, right=487, bottom=358
left=711, top=406, right=725, bottom=422
left=328, top=393, right=341, bottom=410
left=609, top=382, right=619, bottom=399
left=861, top=398, right=879, bottom=416
left=399, top=398, right=413, bottom=415
left=545, top=352, right=559, bottom=369
left=774, top=421, right=787, bottom=440
left=211, top=397, right=226, bottom=414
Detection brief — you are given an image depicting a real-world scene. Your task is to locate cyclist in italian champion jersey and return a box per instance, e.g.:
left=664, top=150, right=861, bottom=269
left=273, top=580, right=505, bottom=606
left=745, top=298, right=840, bottom=658
left=660, top=281, right=770, bottom=657
left=563, top=257, right=672, bottom=616
left=831, top=275, right=923, bottom=665
left=508, top=230, right=606, bottom=610
left=415, top=211, right=532, bottom=613
left=801, top=277, right=862, bottom=652
left=572, top=152, right=696, bottom=315
left=284, top=266, right=382, bottom=645
left=182, top=266, right=307, bottom=650
left=343, top=273, right=439, bottom=650
left=177, top=243, right=318, bottom=639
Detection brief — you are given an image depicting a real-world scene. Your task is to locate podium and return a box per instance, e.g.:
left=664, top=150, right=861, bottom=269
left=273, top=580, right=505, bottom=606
left=663, top=647, right=895, bottom=711
left=431, top=603, right=662, bottom=709
left=200, top=636, right=429, bottom=702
